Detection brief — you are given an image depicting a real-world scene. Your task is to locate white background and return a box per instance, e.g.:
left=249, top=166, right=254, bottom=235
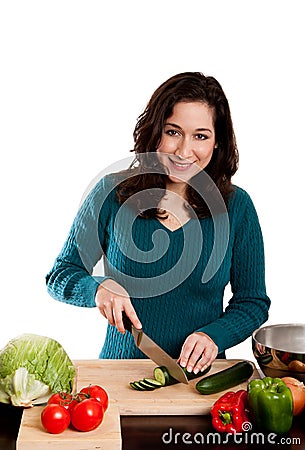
left=1, top=1, right=304, bottom=362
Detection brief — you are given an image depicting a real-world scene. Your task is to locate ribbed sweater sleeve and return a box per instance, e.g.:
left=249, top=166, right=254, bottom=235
left=46, top=177, right=113, bottom=307
left=197, top=190, right=270, bottom=353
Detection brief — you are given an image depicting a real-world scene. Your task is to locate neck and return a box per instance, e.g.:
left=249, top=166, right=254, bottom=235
left=165, top=181, right=187, bottom=199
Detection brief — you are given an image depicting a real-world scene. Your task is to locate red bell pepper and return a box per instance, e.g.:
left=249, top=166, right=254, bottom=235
left=211, top=390, right=250, bottom=433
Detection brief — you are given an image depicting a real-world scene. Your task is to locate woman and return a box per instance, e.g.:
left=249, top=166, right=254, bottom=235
left=46, top=72, right=270, bottom=375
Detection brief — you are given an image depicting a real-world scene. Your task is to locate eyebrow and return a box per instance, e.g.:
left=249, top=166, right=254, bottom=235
left=165, top=122, right=212, bottom=133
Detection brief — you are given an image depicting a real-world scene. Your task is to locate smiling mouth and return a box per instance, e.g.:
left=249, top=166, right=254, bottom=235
left=168, top=157, right=194, bottom=171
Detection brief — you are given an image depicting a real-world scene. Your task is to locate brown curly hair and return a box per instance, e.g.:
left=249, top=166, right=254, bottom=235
left=116, top=72, right=239, bottom=219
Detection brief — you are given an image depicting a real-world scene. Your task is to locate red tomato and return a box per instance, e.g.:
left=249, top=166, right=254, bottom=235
left=80, top=385, right=109, bottom=412
left=48, top=392, right=78, bottom=412
left=41, top=403, right=70, bottom=434
left=70, top=398, right=104, bottom=432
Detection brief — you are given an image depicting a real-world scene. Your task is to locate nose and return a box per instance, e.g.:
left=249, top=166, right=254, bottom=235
left=174, top=136, right=194, bottom=160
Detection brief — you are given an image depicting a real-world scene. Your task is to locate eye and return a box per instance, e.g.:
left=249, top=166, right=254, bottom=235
left=195, top=133, right=207, bottom=140
left=165, top=129, right=180, bottom=137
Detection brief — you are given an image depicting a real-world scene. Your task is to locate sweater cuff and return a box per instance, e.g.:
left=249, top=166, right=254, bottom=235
left=196, top=322, right=228, bottom=354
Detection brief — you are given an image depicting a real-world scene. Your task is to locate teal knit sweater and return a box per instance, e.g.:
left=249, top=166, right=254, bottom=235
left=46, top=173, right=270, bottom=359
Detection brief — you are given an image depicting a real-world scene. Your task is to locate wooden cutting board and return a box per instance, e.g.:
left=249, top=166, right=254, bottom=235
left=17, top=404, right=121, bottom=450
left=76, top=358, right=259, bottom=415
left=16, top=359, right=259, bottom=449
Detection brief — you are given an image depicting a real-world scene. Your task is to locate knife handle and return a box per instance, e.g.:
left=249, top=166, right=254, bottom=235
left=122, top=311, right=133, bottom=333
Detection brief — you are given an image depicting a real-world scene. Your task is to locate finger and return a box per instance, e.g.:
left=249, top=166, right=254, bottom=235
left=178, top=335, right=198, bottom=369
left=124, top=304, right=142, bottom=329
left=113, top=304, right=126, bottom=333
left=193, top=348, right=213, bottom=374
left=95, top=285, right=115, bottom=324
left=194, top=345, right=218, bottom=373
left=184, top=338, right=215, bottom=373
left=113, top=301, right=142, bottom=333
left=179, top=333, right=218, bottom=373
left=185, top=343, right=205, bottom=373
left=98, top=307, right=107, bottom=319
left=101, top=302, right=115, bottom=326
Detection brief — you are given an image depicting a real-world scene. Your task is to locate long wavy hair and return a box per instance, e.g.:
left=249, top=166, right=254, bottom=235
left=117, top=72, right=239, bottom=219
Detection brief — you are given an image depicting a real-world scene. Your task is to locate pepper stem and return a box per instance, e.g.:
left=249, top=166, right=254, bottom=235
left=218, top=410, right=232, bottom=424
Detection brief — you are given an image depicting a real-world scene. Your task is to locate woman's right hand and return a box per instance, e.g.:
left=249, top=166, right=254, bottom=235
left=95, top=279, right=142, bottom=333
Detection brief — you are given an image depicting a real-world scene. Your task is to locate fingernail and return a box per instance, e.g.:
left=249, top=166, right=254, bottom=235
left=187, top=365, right=193, bottom=373
left=193, top=368, right=199, bottom=374
left=201, top=365, right=207, bottom=372
left=180, top=361, right=186, bottom=368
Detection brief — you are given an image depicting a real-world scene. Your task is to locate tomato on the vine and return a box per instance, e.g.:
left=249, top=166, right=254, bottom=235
left=48, top=392, right=78, bottom=412
left=80, top=385, right=109, bottom=412
left=42, top=385, right=108, bottom=434
left=41, top=403, right=70, bottom=434
left=70, top=398, right=104, bottom=432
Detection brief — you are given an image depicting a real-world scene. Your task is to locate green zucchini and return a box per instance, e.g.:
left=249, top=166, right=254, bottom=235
left=153, top=365, right=211, bottom=386
left=196, top=360, right=254, bottom=395
left=130, top=364, right=212, bottom=391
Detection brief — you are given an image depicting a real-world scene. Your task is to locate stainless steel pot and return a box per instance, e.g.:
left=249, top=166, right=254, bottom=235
left=252, top=323, right=305, bottom=381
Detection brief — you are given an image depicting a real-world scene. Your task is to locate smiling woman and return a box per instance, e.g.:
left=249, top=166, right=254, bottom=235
left=118, top=72, right=238, bottom=220
left=46, top=72, right=270, bottom=376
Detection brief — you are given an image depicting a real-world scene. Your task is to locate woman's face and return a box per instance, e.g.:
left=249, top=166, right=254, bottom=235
left=157, top=101, right=216, bottom=190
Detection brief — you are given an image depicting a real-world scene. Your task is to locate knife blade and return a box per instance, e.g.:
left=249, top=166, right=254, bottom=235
left=122, top=312, right=188, bottom=384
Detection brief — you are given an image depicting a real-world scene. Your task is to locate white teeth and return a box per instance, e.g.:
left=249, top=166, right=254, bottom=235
left=172, top=161, right=191, bottom=168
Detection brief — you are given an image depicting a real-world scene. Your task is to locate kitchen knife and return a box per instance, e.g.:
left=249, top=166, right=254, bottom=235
left=122, top=312, right=188, bottom=384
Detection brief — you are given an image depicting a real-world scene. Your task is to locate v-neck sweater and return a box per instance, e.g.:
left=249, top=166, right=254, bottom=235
left=46, top=174, right=270, bottom=359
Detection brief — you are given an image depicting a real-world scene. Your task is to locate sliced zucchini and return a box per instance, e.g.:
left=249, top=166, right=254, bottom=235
left=153, top=366, right=168, bottom=386
left=129, top=381, right=140, bottom=390
left=130, top=364, right=212, bottom=391
left=130, top=381, right=147, bottom=391
left=130, top=379, right=162, bottom=391
left=142, top=378, right=163, bottom=388
left=153, top=366, right=177, bottom=386
left=153, top=365, right=211, bottom=386
left=137, top=380, right=156, bottom=390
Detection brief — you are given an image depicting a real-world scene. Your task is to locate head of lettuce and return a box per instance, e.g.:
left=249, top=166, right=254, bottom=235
left=0, top=333, right=76, bottom=407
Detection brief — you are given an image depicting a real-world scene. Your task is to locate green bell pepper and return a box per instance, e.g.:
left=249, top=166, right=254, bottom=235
left=247, top=377, right=293, bottom=434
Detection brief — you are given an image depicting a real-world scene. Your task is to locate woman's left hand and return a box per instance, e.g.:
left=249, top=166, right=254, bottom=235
left=177, top=332, right=218, bottom=374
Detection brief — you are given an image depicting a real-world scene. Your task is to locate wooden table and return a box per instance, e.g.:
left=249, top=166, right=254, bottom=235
left=1, top=359, right=305, bottom=449
left=1, top=404, right=305, bottom=450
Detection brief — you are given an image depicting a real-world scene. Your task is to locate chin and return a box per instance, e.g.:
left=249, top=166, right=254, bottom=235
left=168, top=167, right=201, bottom=184
left=168, top=174, right=190, bottom=184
